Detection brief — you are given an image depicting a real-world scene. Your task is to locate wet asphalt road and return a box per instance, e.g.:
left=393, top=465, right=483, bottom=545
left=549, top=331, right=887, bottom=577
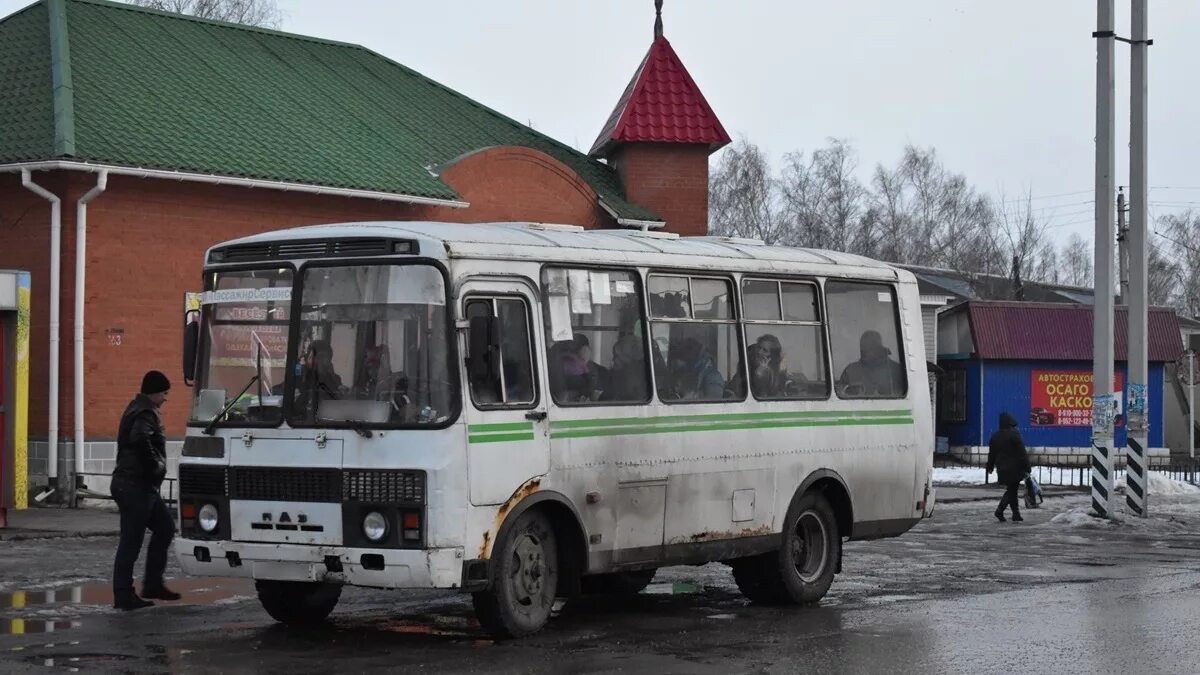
left=4, top=494, right=1200, bottom=674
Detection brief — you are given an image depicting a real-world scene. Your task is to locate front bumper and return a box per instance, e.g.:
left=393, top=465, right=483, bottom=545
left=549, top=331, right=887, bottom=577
left=176, top=538, right=464, bottom=589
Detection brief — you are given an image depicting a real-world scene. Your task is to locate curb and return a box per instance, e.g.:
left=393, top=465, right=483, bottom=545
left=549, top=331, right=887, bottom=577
left=936, top=489, right=1083, bottom=504
left=0, top=530, right=120, bottom=542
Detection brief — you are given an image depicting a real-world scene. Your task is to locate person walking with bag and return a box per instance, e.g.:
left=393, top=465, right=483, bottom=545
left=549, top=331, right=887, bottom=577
left=986, top=412, right=1032, bottom=522
left=111, top=370, right=181, bottom=610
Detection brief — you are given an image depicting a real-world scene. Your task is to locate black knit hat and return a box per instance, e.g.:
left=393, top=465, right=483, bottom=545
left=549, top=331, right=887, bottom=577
left=140, top=370, right=171, bottom=395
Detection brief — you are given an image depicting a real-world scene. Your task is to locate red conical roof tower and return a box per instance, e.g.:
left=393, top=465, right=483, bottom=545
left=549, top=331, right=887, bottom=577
left=590, top=1, right=729, bottom=235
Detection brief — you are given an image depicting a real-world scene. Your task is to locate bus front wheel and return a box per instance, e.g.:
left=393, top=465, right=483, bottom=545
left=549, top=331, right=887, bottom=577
left=732, top=491, right=840, bottom=605
left=255, top=580, right=342, bottom=626
left=472, top=509, right=559, bottom=638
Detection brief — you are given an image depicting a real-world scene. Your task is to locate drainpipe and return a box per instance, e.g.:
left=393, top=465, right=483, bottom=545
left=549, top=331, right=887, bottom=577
left=74, top=171, right=108, bottom=486
left=20, top=169, right=62, bottom=487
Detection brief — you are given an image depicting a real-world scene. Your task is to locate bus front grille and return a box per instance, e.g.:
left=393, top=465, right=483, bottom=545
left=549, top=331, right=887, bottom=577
left=179, top=465, right=228, bottom=497
left=229, top=467, right=341, bottom=502
left=343, top=470, right=425, bottom=504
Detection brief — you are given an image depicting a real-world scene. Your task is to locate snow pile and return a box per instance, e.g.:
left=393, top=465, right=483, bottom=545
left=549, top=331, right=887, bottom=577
left=1115, top=472, right=1200, bottom=496
left=1048, top=508, right=1123, bottom=528
left=932, top=467, right=987, bottom=485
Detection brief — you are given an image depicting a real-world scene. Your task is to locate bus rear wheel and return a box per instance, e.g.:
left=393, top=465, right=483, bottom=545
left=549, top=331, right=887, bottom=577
left=255, top=580, right=342, bottom=627
left=581, top=568, right=657, bottom=596
left=472, top=509, right=559, bottom=638
left=732, top=491, right=839, bottom=605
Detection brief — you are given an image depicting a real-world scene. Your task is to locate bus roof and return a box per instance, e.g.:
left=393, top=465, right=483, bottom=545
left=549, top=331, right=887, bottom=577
left=210, top=221, right=908, bottom=280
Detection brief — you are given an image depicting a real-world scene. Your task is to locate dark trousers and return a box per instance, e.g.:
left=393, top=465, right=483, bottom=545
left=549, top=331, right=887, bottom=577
left=112, top=478, right=175, bottom=595
left=996, top=481, right=1022, bottom=518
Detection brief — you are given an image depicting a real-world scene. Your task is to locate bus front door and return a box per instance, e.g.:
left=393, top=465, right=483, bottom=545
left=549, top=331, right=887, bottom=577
left=460, top=281, right=550, bottom=506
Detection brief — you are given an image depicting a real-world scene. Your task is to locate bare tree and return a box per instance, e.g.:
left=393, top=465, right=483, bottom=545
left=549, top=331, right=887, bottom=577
left=1060, top=233, right=1093, bottom=287
left=778, top=139, right=871, bottom=254
left=708, top=138, right=787, bottom=245
left=1148, top=241, right=1181, bottom=308
left=1156, top=211, right=1200, bottom=316
left=126, top=0, right=283, bottom=27
left=997, top=190, right=1057, bottom=283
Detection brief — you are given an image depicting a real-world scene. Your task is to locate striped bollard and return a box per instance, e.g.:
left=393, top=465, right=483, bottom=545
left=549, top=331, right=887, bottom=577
left=1126, top=383, right=1149, bottom=517
left=1091, top=394, right=1115, bottom=518
left=1091, top=441, right=1112, bottom=517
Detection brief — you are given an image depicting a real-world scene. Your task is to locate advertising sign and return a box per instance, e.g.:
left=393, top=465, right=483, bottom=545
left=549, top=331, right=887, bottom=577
left=1030, top=369, right=1125, bottom=427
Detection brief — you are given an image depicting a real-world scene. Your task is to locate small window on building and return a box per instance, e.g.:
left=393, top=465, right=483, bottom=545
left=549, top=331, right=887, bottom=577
left=741, top=279, right=829, bottom=400
left=649, top=274, right=745, bottom=403
left=465, top=297, right=536, bottom=408
left=541, top=268, right=651, bottom=405
left=826, top=281, right=908, bottom=399
left=939, top=369, right=967, bottom=423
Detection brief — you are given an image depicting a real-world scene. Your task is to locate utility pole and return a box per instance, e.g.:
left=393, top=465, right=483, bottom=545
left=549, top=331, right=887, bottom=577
left=1091, top=0, right=1117, bottom=519
left=1189, top=350, right=1195, bottom=461
left=1117, top=188, right=1128, bottom=303
left=1125, top=0, right=1151, bottom=517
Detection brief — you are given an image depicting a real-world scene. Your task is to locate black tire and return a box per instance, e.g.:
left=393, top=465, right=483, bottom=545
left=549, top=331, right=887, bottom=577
left=732, top=491, right=840, bottom=605
left=472, top=509, right=559, bottom=639
left=580, top=568, right=657, bottom=596
left=255, top=580, right=342, bottom=627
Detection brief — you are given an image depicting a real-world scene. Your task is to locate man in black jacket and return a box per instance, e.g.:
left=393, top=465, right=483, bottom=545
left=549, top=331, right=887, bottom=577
left=111, top=370, right=181, bottom=610
left=987, top=411, right=1032, bottom=522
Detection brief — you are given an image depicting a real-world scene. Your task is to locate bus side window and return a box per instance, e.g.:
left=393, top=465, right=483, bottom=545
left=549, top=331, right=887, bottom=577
left=649, top=274, right=745, bottom=404
left=465, top=297, right=536, bottom=408
left=825, top=282, right=907, bottom=399
left=740, top=279, right=829, bottom=400
left=540, top=268, right=651, bottom=406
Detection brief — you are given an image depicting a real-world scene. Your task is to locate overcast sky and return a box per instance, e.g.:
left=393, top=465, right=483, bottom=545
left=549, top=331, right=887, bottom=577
left=5, top=0, right=1198, bottom=250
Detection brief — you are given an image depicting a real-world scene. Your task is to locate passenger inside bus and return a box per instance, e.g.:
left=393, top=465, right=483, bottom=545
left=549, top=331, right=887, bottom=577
left=549, top=334, right=605, bottom=403
left=602, top=334, right=648, bottom=402
left=667, top=337, right=726, bottom=401
left=837, top=330, right=904, bottom=397
left=308, top=340, right=346, bottom=399
left=733, top=333, right=806, bottom=398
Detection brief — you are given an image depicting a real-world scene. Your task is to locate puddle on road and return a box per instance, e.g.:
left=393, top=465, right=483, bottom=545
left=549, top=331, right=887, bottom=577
left=0, top=577, right=254, bottom=612
left=0, top=578, right=254, bottom=637
left=642, top=581, right=700, bottom=595
left=0, top=620, right=81, bottom=636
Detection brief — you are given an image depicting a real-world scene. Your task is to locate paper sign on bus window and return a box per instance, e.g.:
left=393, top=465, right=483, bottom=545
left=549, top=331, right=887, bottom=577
left=614, top=280, right=635, bottom=295
left=568, top=270, right=592, bottom=314
left=544, top=268, right=569, bottom=296
left=548, top=295, right=573, bottom=342
left=589, top=272, right=611, bottom=305
left=877, top=292, right=891, bottom=303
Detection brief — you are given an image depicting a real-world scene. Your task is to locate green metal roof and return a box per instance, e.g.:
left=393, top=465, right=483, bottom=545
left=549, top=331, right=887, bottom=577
left=0, top=0, right=660, bottom=222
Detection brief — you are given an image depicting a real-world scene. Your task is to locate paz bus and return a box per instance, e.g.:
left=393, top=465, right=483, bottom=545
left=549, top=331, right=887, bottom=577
left=177, top=221, right=935, bottom=638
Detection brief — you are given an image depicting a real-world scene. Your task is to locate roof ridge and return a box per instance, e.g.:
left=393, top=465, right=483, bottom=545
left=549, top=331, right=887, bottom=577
left=47, top=0, right=75, bottom=156
left=64, top=0, right=363, bottom=50
left=354, top=44, right=648, bottom=205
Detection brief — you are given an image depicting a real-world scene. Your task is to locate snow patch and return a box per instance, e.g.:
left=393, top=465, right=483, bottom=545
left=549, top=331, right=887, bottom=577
left=933, top=467, right=987, bottom=485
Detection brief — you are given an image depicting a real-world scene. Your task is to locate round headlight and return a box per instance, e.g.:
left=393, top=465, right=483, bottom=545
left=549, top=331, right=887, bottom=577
left=362, top=511, right=388, bottom=542
left=198, top=503, right=220, bottom=533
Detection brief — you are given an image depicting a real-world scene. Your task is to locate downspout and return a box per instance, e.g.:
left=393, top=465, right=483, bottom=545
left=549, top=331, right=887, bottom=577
left=74, top=171, right=108, bottom=483
left=20, top=169, right=62, bottom=486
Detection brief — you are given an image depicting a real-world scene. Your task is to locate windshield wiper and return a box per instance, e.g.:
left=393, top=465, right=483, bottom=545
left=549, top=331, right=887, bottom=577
left=344, top=419, right=373, bottom=439
left=201, top=374, right=259, bottom=436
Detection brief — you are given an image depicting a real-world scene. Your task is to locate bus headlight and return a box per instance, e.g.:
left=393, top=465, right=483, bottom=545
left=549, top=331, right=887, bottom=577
left=362, top=511, right=389, bottom=542
left=198, top=503, right=220, bottom=533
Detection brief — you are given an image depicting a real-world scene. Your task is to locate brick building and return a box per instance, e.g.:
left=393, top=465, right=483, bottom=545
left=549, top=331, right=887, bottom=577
left=0, top=0, right=729, bottom=493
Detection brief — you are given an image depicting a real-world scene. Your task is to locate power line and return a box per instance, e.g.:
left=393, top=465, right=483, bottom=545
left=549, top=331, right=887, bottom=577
left=995, top=189, right=1093, bottom=205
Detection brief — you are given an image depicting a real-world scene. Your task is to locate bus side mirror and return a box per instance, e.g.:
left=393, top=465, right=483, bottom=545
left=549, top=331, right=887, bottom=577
left=467, top=314, right=500, bottom=383
left=183, top=309, right=200, bottom=387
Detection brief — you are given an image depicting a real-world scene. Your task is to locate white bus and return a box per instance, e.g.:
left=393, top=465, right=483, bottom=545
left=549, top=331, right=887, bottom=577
left=177, top=221, right=935, bottom=637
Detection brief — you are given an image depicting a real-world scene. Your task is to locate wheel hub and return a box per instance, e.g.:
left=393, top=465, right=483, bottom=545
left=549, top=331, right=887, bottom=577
left=512, top=534, right=546, bottom=603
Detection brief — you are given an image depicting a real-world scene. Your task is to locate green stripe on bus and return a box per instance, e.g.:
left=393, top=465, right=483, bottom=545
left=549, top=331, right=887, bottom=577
left=468, top=432, right=537, bottom=444
left=549, top=416, right=914, bottom=439
left=468, top=422, right=533, bottom=433
left=549, top=409, right=913, bottom=430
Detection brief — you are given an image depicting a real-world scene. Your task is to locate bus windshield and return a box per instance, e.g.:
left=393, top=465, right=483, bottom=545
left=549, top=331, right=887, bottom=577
left=190, top=267, right=293, bottom=426
left=287, top=263, right=456, bottom=428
